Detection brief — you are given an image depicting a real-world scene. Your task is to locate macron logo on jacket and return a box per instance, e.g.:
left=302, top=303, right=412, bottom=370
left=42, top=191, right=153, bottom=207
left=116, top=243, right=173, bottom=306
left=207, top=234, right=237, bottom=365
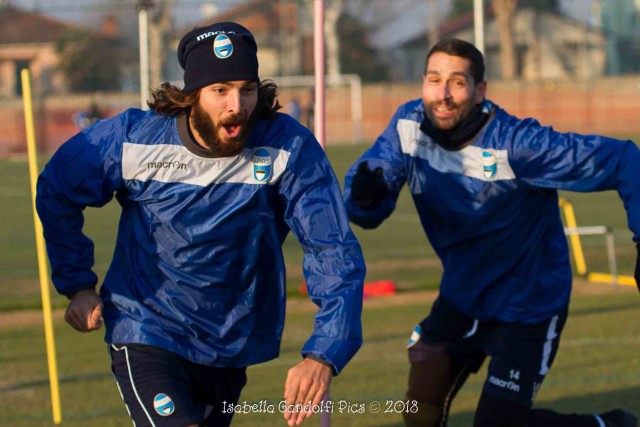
left=122, top=143, right=290, bottom=187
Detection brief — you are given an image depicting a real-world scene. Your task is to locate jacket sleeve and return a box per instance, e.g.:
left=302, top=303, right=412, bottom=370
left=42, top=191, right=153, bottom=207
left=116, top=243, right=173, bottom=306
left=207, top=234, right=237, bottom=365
left=344, top=107, right=408, bottom=229
left=278, top=135, right=366, bottom=375
left=36, top=119, right=123, bottom=297
left=508, top=118, right=640, bottom=240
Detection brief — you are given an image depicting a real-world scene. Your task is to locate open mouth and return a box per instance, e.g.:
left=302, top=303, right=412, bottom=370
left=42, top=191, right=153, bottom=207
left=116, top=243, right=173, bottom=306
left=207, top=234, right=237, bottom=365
left=222, top=123, right=242, bottom=139
left=433, top=104, right=456, bottom=118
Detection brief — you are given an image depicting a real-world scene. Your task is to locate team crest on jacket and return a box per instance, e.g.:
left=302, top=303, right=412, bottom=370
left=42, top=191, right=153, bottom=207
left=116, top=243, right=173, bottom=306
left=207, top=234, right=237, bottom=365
left=252, top=148, right=272, bottom=182
left=153, top=393, right=175, bottom=416
left=482, top=151, right=497, bottom=179
left=213, top=34, right=233, bottom=59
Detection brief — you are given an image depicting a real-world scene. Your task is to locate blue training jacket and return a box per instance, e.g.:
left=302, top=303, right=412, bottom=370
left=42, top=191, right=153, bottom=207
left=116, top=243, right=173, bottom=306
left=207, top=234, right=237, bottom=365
left=345, top=99, right=640, bottom=323
left=36, top=108, right=365, bottom=373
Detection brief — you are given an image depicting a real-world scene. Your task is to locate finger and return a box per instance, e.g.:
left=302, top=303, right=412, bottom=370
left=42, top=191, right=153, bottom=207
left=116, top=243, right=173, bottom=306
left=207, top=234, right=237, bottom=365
left=310, top=388, right=326, bottom=412
left=89, top=304, right=103, bottom=330
left=293, top=381, right=311, bottom=409
left=304, top=388, right=327, bottom=419
left=283, top=371, right=297, bottom=420
left=296, top=381, right=326, bottom=425
left=293, top=382, right=316, bottom=425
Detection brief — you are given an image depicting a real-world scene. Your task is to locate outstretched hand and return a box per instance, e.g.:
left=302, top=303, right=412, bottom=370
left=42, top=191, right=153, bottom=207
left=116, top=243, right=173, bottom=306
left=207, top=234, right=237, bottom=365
left=350, top=161, right=389, bottom=210
left=65, top=289, right=103, bottom=332
left=283, top=358, right=333, bottom=426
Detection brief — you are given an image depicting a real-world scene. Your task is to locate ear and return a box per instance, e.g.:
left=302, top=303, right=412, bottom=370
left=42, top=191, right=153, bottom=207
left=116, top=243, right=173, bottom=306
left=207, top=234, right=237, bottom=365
left=475, top=80, right=487, bottom=103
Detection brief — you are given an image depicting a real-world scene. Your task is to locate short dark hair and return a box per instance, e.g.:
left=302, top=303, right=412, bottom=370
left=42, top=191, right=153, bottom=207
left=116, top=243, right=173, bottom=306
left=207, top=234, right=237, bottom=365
left=425, top=39, right=485, bottom=84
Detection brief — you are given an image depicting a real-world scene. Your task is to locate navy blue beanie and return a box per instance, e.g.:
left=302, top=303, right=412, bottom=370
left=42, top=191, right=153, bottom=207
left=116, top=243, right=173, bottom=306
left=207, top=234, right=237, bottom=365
left=177, top=22, right=259, bottom=92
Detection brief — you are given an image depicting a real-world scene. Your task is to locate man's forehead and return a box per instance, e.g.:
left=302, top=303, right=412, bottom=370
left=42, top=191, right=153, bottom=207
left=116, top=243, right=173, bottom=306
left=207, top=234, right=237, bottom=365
left=209, top=80, right=257, bottom=87
left=426, top=53, right=472, bottom=76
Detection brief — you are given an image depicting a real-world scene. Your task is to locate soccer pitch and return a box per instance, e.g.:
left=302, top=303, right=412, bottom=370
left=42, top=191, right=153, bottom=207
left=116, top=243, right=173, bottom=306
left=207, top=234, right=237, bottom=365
left=1, top=286, right=640, bottom=426
left=0, top=142, right=639, bottom=426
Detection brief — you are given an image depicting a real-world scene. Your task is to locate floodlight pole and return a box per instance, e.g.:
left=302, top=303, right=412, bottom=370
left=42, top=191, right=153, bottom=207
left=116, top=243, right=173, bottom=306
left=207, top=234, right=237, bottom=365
left=313, top=6, right=332, bottom=426
left=138, top=0, right=153, bottom=110
left=474, top=0, right=485, bottom=54
left=314, top=0, right=326, bottom=150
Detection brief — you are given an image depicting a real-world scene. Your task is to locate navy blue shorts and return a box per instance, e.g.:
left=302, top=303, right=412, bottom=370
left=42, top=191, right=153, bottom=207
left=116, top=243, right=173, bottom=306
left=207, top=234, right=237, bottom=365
left=109, top=344, right=247, bottom=427
left=408, top=296, right=567, bottom=407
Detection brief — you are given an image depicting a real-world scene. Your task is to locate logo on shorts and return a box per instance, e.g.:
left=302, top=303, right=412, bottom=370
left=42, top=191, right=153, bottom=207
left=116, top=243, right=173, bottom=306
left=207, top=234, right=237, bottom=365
left=406, top=324, right=422, bottom=349
left=153, top=393, right=175, bottom=416
left=482, top=151, right=497, bottom=179
left=252, top=148, right=272, bottom=182
left=213, top=34, right=233, bottom=59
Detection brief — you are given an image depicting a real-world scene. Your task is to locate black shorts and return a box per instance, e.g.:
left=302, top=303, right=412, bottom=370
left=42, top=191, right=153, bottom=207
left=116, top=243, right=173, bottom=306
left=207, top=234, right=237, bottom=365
left=408, top=295, right=568, bottom=407
left=109, top=344, right=247, bottom=427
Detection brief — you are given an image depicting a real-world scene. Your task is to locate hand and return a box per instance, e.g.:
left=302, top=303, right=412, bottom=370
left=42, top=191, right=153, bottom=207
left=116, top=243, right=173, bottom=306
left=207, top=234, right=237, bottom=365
left=635, top=243, right=640, bottom=292
left=350, top=161, right=388, bottom=210
left=65, top=289, right=103, bottom=332
left=283, top=358, right=333, bottom=426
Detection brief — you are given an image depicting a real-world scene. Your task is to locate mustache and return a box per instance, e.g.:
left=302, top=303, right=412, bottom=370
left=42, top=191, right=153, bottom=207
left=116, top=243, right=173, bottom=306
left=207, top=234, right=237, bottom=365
left=219, top=113, right=247, bottom=126
left=431, top=100, right=459, bottom=109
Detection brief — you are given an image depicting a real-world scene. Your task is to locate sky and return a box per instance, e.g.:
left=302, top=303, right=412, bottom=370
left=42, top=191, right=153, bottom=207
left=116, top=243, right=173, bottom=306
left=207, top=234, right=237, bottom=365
left=4, top=0, right=230, bottom=29
left=5, top=0, right=601, bottom=30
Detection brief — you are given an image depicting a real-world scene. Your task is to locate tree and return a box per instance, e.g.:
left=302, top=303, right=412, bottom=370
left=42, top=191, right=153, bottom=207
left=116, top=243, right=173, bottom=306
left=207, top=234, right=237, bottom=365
left=337, top=13, right=389, bottom=82
left=148, top=0, right=175, bottom=90
left=493, top=0, right=517, bottom=80
left=300, top=0, right=345, bottom=77
left=56, top=29, right=123, bottom=92
left=451, top=0, right=474, bottom=17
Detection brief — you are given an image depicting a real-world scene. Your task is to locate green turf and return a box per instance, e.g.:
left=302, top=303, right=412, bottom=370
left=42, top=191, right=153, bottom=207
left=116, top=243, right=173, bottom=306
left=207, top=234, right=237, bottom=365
left=1, top=290, right=639, bottom=426
left=2, top=143, right=637, bottom=311
left=1, top=140, right=640, bottom=425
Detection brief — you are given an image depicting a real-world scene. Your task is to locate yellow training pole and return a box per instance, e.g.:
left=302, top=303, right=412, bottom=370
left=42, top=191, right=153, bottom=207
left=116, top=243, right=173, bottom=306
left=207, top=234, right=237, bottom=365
left=21, top=68, right=63, bottom=425
left=587, top=272, right=636, bottom=287
left=559, top=198, right=587, bottom=275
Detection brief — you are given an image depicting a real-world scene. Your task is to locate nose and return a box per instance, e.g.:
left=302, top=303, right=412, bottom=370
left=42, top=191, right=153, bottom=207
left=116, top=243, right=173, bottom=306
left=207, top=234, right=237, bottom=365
left=226, top=90, right=242, bottom=113
left=437, top=83, right=452, bottom=102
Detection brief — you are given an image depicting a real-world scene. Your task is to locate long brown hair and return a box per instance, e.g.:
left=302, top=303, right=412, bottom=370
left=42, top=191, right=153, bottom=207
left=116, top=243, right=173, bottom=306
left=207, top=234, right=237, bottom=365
left=148, top=80, right=282, bottom=119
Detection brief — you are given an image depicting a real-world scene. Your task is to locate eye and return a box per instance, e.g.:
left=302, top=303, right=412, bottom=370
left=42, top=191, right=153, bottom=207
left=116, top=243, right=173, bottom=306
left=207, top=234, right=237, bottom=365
left=242, top=86, right=257, bottom=95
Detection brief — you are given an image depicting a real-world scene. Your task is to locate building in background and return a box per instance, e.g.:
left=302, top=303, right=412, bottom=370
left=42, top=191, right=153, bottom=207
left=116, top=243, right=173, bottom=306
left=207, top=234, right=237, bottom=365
left=0, top=4, right=73, bottom=96
left=166, top=0, right=312, bottom=83
left=599, top=0, right=640, bottom=75
left=0, top=4, right=132, bottom=97
left=375, top=5, right=606, bottom=82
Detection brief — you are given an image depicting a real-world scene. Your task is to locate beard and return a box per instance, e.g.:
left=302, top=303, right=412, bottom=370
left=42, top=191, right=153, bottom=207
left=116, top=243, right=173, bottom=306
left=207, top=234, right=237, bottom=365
left=190, top=103, right=255, bottom=157
left=425, top=100, right=472, bottom=131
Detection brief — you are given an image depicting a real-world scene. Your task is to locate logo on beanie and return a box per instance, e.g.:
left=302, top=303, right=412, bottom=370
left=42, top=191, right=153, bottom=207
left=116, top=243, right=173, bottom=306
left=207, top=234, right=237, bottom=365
left=252, top=148, right=272, bottom=182
left=213, top=34, right=233, bottom=59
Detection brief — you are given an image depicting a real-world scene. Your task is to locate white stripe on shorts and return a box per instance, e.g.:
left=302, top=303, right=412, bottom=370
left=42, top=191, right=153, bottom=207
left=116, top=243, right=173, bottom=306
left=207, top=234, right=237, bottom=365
left=463, top=319, right=479, bottom=339
left=539, top=315, right=559, bottom=376
left=112, top=344, right=156, bottom=427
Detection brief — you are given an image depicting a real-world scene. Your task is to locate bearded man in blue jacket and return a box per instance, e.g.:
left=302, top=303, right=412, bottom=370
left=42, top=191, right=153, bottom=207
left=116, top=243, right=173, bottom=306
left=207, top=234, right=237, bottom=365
left=344, top=38, right=640, bottom=427
left=36, top=22, right=365, bottom=427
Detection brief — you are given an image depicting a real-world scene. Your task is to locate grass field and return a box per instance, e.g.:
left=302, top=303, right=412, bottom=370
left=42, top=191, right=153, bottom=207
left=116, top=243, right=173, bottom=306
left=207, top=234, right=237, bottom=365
left=1, top=285, right=640, bottom=426
left=0, top=141, right=639, bottom=426
left=0, top=143, right=637, bottom=311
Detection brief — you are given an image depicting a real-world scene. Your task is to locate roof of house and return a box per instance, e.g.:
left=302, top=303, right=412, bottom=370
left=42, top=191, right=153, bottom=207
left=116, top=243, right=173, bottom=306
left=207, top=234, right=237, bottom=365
left=0, top=4, right=79, bottom=44
left=184, top=0, right=278, bottom=34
